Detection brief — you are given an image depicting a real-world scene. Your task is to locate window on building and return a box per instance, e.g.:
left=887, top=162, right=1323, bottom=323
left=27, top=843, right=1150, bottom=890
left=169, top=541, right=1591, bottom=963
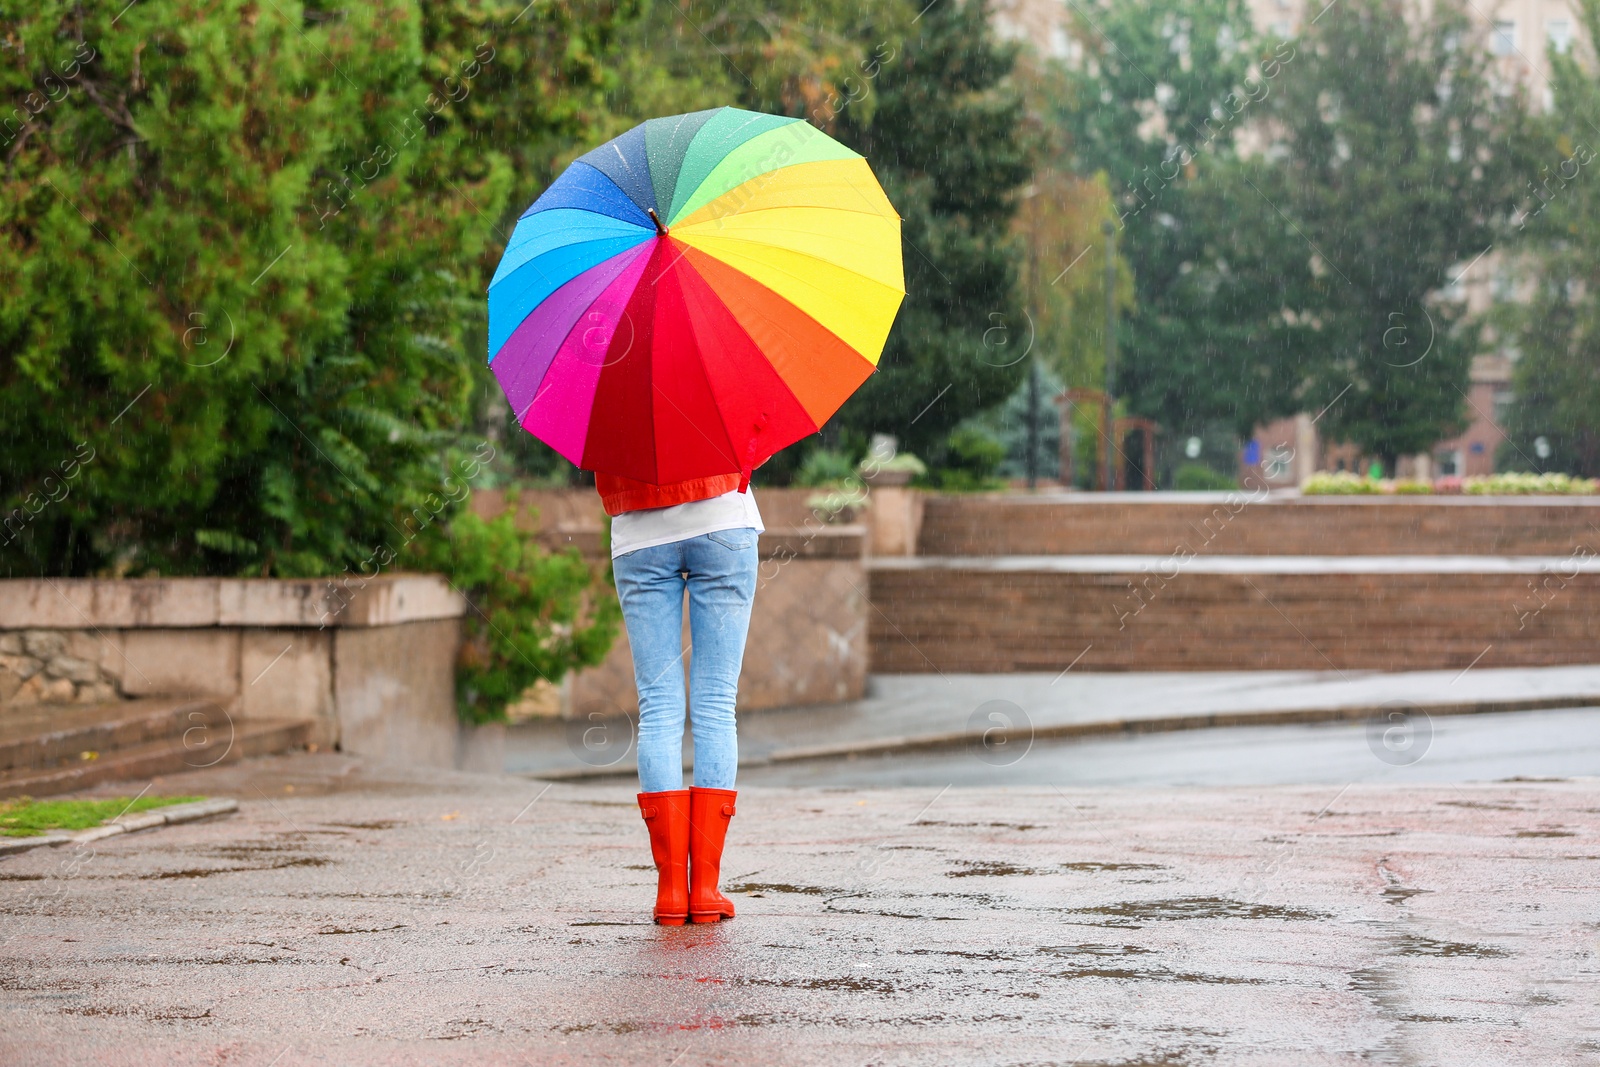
left=1547, top=19, right=1572, bottom=54
left=1492, top=20, right=1518, bottom=56
left=1494, top=388, right=1516, bottom=427
left=1436, top=450, right=1462, bottom=476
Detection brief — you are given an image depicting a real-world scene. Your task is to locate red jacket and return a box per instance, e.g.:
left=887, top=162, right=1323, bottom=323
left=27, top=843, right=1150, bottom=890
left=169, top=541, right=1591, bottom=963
left=595, top=472, right=742, bottom=517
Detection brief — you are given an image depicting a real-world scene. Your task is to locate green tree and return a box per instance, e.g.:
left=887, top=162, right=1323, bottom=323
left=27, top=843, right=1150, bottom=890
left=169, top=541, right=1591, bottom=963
left=1498, top=0, right=1600, bottom=476
left=0, top=0, right=625, bottom=719
left=1056, top=0, right=1308, bottom=440
left=1248, top=0, right=1524, bottom=469
left=828, top=0, right=1033, bottom=460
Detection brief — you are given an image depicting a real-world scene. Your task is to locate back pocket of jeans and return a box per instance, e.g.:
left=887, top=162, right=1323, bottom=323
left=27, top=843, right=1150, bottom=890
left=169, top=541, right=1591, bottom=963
left=706, top=530, right=752, bottom=551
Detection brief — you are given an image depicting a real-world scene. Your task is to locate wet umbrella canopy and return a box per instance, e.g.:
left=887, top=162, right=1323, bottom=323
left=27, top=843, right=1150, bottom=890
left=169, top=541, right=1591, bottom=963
left=487, top=107, right=905, bottom=486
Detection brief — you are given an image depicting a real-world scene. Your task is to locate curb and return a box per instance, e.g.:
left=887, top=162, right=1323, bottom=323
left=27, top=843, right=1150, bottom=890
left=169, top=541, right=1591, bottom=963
left=524, top=694, right=1600, bottom=781
left=0, top=798, right=238, bottom=858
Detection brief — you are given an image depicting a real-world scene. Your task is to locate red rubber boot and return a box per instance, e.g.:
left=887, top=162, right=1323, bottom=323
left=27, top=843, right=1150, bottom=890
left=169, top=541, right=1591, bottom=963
left=688, top=787, right=737, bottom=923
left=637, top=790, right=690, bottom=925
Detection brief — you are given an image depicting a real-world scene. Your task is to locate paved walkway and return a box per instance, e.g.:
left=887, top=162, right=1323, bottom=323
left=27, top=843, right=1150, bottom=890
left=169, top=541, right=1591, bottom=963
left=508, top=666, right=1600, bottom=779
left=1, top=753, right=1596, bottom=1065
left=871, top=554, right=1600, bottom=572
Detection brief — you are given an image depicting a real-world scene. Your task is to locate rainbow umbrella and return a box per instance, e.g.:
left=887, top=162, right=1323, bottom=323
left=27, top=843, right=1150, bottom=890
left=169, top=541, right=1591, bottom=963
left=488, top=107, right=904, bottom=485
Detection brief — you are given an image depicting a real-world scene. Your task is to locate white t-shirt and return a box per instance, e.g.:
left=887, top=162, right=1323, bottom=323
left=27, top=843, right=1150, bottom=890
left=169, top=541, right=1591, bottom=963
left=610, top=489, right=764, bottom=559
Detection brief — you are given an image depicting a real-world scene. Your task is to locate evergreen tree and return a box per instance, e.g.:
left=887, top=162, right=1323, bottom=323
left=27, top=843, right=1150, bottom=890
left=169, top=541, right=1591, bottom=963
left=1498, top=0, right=1600, bottom=476
left=1250, top=0, right=1523, bottom=469
left=1057, top=0, right=1305, bottom=440
left=0, top=0, right=626, bottom=577
left=828, top=0, right=1033, bottom=460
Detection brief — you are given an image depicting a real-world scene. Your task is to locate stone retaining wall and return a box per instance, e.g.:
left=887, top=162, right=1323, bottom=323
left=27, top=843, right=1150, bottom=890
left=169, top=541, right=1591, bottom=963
left=0, top=575, right=469, bottom=766
left=0, top=630, right=119, bottom=705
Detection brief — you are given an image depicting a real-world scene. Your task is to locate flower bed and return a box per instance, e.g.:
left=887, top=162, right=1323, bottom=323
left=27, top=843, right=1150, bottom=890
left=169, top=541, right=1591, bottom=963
left=1303, top=471, right=1599, bottom=496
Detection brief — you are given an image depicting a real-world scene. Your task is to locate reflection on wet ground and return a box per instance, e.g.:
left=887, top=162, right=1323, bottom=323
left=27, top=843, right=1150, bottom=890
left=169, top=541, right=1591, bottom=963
left=1, top=758, right=1595, bottom=1064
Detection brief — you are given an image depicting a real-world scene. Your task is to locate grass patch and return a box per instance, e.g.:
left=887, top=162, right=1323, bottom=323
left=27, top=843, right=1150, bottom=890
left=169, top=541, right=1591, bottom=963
left=0, top=795, right=205, bottom=837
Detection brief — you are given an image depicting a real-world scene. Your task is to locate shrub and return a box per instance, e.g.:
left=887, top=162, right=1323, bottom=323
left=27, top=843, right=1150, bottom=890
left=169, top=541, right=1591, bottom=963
left=796, top=449, right=859, bottom=487
left=408, top=500, right=619, bottom=725
left=863, top=452, right=928, bottom=477
left=1303, top=471, right=1381, bottom=495
left=1463, top=472, right=1600, bottom=495
left=1173, top=463, right=1238, bottom=491
left=924, top=426, right=1006, bottom=491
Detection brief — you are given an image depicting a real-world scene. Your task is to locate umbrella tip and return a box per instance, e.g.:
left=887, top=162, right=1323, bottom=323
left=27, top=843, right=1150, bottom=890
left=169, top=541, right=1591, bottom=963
left=647, top=208, right=668, bottom=237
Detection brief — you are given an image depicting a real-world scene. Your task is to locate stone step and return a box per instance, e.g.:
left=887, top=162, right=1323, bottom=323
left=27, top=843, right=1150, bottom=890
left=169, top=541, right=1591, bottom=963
left=916, top=494, right=1600, bottom=557
left=0, top=698, right=229, bottom=773
left=867, top=556, right=1600, bottom=673
left=0, top=717, right=311, bottom=798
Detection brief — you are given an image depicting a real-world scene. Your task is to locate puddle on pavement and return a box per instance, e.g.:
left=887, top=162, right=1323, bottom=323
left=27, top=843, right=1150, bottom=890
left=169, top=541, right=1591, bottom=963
left=823, top=901, right=950, bottom=920
left=1514, top=829, right=1576, bottom=838
left=914, top=820, right=1040, bottom=831
left=948, top=860, right=1169, bottom=878
left=64, top=1004, right=212, bottom=1021
left=1050, top=966, right=1264, bottom=985
left=1391, top=933, right=1509, bottom=958
left=322, top=820, right=400, bottom=830
left=199, top=843, right=316, bottom=860
left=145, top=857, right=329, bottom=879
left=1040, top=944, right=1153, bottom=957
left=1073, top=897, right=1328, bottom=926
left=1382, top=885, right=1428, bottom=905
left=744, top=975, right=899, bottom=994
left=1348, top=966, right=1390, bottom=997
left=947, top=861, right=1041, bottom=878
left=726, top=882, right=843, bottom=897
left=905, top=947, right=1018, bottom=961
left=315, top=924, right=407, bottom=935
left=1438, top=800, right=1524, bottom=812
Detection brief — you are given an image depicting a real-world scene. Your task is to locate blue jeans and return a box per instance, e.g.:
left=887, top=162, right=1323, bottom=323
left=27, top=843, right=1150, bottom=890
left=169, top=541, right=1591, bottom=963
left=612, top=529, right=758, bottom=792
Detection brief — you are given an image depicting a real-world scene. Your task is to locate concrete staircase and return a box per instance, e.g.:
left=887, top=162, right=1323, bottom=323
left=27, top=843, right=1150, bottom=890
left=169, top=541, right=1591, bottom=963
left=0, top=698, right=311, bottom=798
left=869, top=493, right=1600, bottom=674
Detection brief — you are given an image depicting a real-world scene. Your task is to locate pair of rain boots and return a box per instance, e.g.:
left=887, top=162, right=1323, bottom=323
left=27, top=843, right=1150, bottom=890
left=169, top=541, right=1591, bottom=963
left=636, top=787, right=737, bottom=925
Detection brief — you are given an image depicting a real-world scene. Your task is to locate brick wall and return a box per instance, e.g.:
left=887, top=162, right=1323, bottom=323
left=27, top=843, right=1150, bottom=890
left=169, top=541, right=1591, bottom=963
left=917, top=496, right=1600, bottom=557
left=867, top=562, right=1600, bottom=673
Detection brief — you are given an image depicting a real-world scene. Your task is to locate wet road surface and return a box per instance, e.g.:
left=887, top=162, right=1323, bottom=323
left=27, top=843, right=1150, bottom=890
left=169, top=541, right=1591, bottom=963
left=735, top=706, right=1600, bottom=789
left=1, top=753, right=1596, bottom=1065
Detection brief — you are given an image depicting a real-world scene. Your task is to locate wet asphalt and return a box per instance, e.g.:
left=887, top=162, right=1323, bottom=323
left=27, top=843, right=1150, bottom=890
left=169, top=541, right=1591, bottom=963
left=1, top=752, right=1596, bottom=1066
left=734, top=706, right=1600, bottom=789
